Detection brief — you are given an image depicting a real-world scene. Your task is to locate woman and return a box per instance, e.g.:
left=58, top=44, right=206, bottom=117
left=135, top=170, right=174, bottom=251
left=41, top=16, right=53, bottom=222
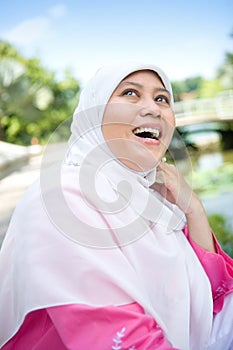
left=0, top=62, right=233, bottom=350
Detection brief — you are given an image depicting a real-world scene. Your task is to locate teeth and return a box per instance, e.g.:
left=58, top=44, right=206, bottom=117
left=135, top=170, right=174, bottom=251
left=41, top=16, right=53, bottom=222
left=133, top=127, right=160, bottom=138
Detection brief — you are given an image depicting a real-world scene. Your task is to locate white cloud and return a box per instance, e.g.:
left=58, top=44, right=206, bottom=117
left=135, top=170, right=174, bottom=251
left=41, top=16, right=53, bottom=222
left=49, top=4, right=67, bottom=18
left=1, top=4, right=67, bottom=47
left=2, top=17, right=50, bottom=45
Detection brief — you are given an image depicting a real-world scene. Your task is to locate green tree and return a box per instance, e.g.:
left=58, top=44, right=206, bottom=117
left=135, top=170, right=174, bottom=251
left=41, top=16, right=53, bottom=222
left=217, top=31, right=233, bottom=89
left=171, top=31, right=232, bottom=100
left=172, top=76, right=204, bottom=101
left=183, top=76, right=203, bottom=93
left=208, top=214, right=233, bottom=257
left=0, top=40, right=80, bottom=145
left=171, top=80, right=185, bottom=101
left=197, top=78, right=224, bottom=98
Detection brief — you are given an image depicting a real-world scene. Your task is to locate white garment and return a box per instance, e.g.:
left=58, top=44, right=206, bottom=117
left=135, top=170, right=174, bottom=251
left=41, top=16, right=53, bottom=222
left=0, top=62, right=213, bottom=349
left=208, top=293, right=233, bottom=350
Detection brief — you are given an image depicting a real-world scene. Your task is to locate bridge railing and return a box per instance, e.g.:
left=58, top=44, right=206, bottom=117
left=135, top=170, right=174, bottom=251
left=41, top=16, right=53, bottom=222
left=174, top=90, right=233, bottom=126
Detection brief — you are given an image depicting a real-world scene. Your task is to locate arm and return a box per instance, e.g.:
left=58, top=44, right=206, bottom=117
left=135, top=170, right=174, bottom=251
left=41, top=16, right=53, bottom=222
left=184, top=192, right=216, bottom=252
left=47, top=303, right=178, bottom=350
left=151, top=163, right=233, bottom=313
left=1, top=304, right=179, bottom=350
left=151, top=162, right=216, bottom=252
left=183, top=225, right=233, bottom=313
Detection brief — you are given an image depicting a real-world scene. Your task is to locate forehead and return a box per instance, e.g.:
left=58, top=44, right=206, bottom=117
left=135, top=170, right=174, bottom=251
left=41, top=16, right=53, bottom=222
left=120, top=69, right=164, bottom=86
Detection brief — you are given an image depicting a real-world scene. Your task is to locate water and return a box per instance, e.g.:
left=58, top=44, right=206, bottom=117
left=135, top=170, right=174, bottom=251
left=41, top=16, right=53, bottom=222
left=195, top=150, right=233, bottom=231
left=176, top=135, right=233, bottom=231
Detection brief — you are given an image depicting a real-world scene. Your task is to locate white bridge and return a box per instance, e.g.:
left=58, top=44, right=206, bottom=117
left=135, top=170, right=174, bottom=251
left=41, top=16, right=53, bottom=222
left=174, top=90, right=233, bottom=127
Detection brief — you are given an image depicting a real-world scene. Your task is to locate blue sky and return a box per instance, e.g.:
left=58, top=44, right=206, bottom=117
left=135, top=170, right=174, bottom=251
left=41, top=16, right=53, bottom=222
left=0, top=0, right=232, bottom=87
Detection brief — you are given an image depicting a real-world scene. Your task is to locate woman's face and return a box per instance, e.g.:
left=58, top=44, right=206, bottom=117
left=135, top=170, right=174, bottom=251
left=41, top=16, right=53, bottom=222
left=102, top=70, right=175, bottom=172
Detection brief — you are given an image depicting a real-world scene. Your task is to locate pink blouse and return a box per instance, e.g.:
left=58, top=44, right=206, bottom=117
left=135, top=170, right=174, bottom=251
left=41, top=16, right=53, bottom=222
left=2, top=231, right=233, bottom=350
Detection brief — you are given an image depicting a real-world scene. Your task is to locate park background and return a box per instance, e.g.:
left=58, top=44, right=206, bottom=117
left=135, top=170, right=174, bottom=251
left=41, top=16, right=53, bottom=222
left=0, top=0, right=233, bottom=254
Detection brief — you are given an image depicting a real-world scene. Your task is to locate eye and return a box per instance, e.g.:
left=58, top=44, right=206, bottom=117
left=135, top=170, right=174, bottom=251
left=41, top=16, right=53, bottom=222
left=155, top=95, right=170, bottom=104
left=122, top=89, right=138, bottom=97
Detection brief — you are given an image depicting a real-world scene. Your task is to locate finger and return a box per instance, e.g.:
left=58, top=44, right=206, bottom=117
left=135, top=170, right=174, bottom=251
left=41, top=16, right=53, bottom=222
left=157, top=163, right=179, bottom=183
left=150, top=182, right=167, bottom=196
left=150, top=182, right=176, bottom=204
left=156, top=162, right=173, bottom=179
left=157, top=161, right=175, bottom=171
left=155, top=169, right=165, bottom=184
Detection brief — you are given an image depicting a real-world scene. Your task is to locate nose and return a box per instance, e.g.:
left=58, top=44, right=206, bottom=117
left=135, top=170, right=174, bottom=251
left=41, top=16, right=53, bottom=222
left=139, top=97, right=161, bottom=118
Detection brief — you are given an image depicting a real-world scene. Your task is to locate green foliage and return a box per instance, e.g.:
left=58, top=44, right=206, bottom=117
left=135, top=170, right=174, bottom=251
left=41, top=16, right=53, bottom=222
left=0, top=40, right=80, bottom=145
left=217, top=51, right=233, bottom=90
left=172, top=32, right=232, bottom=99
left=184, top=76, right=203, bottom=93
left=190, top=162, right=233, bottom=196
left=208, top=214, right=233, bottom=257
left=171, top=80, right=185, bottom=101
left=197, top=78, right=224, bottom=98
left=187, top=161, right=233, bottom=257
left=0, top=40, right=22, bottom=60
left=0, top=31, right=232, bottom=144
left=172, top=76, right=204, bottom=101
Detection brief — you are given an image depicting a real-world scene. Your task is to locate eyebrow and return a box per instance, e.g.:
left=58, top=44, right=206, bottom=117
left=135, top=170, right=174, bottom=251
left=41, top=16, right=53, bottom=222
left=118, top=81, right=171, bottom=96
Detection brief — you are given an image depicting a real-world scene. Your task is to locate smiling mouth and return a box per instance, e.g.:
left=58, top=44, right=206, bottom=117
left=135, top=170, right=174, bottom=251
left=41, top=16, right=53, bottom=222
left=133, top=127, right=160, bottom=140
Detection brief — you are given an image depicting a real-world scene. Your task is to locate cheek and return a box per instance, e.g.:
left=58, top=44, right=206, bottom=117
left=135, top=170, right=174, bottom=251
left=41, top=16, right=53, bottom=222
left=102, top=103, right=136, bottom=141
left=170, top=110, right=176, bottom=125
left=164, top=111, right=175, bottom=137
left=102, top=105, right=125, bottom=141
left=165, top=109, right=175, bottom=125
left=103, top=103, right=137, bottom=125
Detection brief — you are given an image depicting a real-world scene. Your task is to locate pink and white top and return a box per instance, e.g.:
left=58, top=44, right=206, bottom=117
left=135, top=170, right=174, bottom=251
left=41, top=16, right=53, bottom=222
left=0, top=62, right=232, bottom=350
left=2, top=228, right=233, bottom=350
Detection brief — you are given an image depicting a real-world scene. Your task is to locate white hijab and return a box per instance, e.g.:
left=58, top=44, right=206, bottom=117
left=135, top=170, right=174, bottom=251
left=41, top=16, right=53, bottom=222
left=0, top=62, right=213, bottom=349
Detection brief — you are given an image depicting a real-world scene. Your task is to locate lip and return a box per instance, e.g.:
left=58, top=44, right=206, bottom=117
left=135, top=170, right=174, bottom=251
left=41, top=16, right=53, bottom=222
left=131, top=123, right=162, bottom=145
left=133, top=134, right=160, bottom=145
left=132, top=123, right=162, bottom=134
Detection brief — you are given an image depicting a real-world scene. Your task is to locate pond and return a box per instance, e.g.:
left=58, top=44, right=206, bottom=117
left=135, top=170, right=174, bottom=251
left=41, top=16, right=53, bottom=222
left=174, top=130, right=233, bottom=233
left=191, top=150, right=233, bottom=229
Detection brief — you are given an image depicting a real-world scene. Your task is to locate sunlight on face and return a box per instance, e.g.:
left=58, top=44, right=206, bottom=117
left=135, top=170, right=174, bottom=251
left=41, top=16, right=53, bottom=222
left=102, top=70, right=175, bottom=172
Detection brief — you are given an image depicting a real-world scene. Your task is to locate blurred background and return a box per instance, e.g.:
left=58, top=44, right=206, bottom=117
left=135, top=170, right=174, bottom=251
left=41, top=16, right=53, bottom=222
left=0, top=0, right=233, bottom=254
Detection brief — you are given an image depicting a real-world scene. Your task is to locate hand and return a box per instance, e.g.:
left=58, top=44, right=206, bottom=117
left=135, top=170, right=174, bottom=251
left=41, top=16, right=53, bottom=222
left=150, top=161, right=196, bottom=214
left=150, top=161, right=216, bottom=252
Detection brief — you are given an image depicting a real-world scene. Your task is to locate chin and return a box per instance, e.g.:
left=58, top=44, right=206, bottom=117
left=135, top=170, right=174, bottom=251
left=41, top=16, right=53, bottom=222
left=119, top=156, right=158, bottom=173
